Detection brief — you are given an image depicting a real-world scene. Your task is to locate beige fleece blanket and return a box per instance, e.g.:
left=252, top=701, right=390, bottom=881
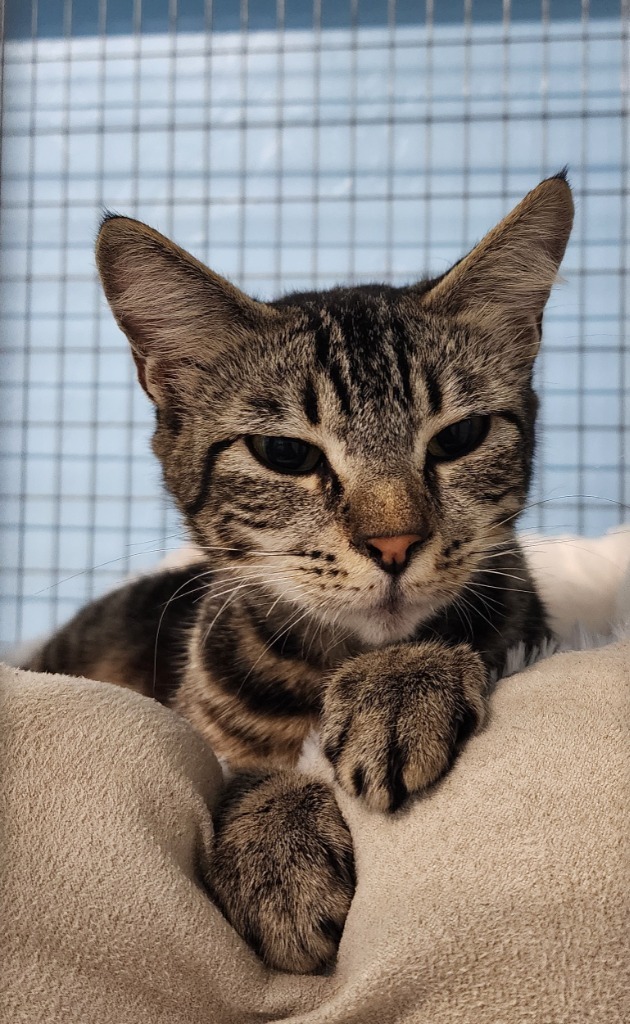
left=2, top=638, right=628, bottom=1024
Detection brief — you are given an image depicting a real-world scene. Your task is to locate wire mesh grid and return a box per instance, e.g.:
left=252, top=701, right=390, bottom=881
left=0, top=0, right=628, bottom=655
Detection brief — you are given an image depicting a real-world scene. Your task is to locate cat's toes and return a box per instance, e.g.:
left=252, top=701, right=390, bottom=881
left=322, top=642, right=488, bottom=813
left=208, top=770, right=355, bottom=974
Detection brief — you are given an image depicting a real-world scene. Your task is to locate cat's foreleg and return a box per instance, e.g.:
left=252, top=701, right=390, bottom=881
left=321, top=641, right=487, bottom=813
left=208, top=768, right=355, bottom=973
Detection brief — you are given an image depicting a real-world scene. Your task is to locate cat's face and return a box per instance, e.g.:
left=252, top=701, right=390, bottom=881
left=153, top=295, right=538, bottom=645
left=96, top=175, right=573, bottom=645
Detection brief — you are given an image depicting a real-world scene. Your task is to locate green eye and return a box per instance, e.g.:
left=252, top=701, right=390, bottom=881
left=427, top=415, right=490, bottom=461
left=247, top=435, right=323, bottom=475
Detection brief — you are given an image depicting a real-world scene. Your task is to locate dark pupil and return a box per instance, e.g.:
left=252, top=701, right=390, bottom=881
left=265, top=437, right=309, bottom=469
left=438, top=419, right=474, bottom=454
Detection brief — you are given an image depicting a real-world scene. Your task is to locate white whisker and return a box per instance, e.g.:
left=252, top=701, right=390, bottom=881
left=152, top=566, right=225, bottom=694
left=468, top=578, right=536, bottom=596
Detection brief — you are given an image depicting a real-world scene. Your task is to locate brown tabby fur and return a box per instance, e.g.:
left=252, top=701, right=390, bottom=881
left=26, top=174, right=574, bottom=973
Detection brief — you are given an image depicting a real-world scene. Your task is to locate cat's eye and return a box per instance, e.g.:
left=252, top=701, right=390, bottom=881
left=427, top=415, right=490, bottom=461
left=247, top=435, right=323, bottom=475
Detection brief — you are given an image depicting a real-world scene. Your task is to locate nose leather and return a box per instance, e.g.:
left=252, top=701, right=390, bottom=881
left=365, top=533, right=423, bottom=568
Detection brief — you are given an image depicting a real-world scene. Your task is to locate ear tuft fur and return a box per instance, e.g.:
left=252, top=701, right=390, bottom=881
left=550, top=165, right=570, bottom=184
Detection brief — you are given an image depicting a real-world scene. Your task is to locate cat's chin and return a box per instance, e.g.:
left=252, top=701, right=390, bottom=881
left=340, top=598, right=438, bottom=647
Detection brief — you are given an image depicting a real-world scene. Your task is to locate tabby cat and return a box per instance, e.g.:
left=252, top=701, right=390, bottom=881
left=26, top=173, right=574, bottom=973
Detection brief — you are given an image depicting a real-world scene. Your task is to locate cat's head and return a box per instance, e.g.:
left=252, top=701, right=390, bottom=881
left=96, top=174, right=573, bottom=644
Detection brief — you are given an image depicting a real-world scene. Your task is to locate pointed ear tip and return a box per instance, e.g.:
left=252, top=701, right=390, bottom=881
left=97, top=212, right=143, bottom=246
left=537, top=172, right=575, bottom=215
left=96, top=214, right=132, bottom=262
left=95, top=215, right=164, bottom=278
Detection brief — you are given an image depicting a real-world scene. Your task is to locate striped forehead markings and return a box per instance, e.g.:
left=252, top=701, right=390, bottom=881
left=389, top=321, right=414, bottom=410
left=327, top=358, right=353, bottom=417
left=305, top=302, right=455, bottom=428
left=314, top=318, right=330, bottom=368
left=423, top=365, right=443, bottom=416
left=309, top=312, right=354, bottom=417
left=302, top=375, right=320, bottom=426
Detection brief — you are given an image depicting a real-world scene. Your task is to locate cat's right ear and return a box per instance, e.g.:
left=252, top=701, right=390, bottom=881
left=96, top=215, right=278, bottom=404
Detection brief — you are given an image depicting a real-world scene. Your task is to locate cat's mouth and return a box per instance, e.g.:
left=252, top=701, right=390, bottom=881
left=342, top=579, right=440, bottom=645
left=374, top=581, right=406, bottom=614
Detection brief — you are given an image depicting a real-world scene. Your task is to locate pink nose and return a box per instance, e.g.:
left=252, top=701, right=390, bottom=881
left=365, top=533, right=423, bottom=567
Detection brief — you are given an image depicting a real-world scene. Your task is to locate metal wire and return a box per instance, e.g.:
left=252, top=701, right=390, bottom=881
left=0, top=0, right=628, bottom=653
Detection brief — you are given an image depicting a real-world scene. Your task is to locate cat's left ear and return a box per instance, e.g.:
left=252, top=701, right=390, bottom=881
left=419, top=172, right=574, bottom=355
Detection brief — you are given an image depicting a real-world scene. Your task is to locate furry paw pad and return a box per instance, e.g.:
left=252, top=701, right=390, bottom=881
left=322, top=641, right=487, bottom=813
left=209, top=771, right=355, bottom=973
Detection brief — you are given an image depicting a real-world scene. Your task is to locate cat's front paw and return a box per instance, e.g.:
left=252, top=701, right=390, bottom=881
left=322, top=641, right=487, bottom=813
left=209, top=770, right=355, bottom=974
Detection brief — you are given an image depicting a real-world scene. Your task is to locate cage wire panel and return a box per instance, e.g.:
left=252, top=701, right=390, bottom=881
left=0, top=0, right=628, bottom=654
